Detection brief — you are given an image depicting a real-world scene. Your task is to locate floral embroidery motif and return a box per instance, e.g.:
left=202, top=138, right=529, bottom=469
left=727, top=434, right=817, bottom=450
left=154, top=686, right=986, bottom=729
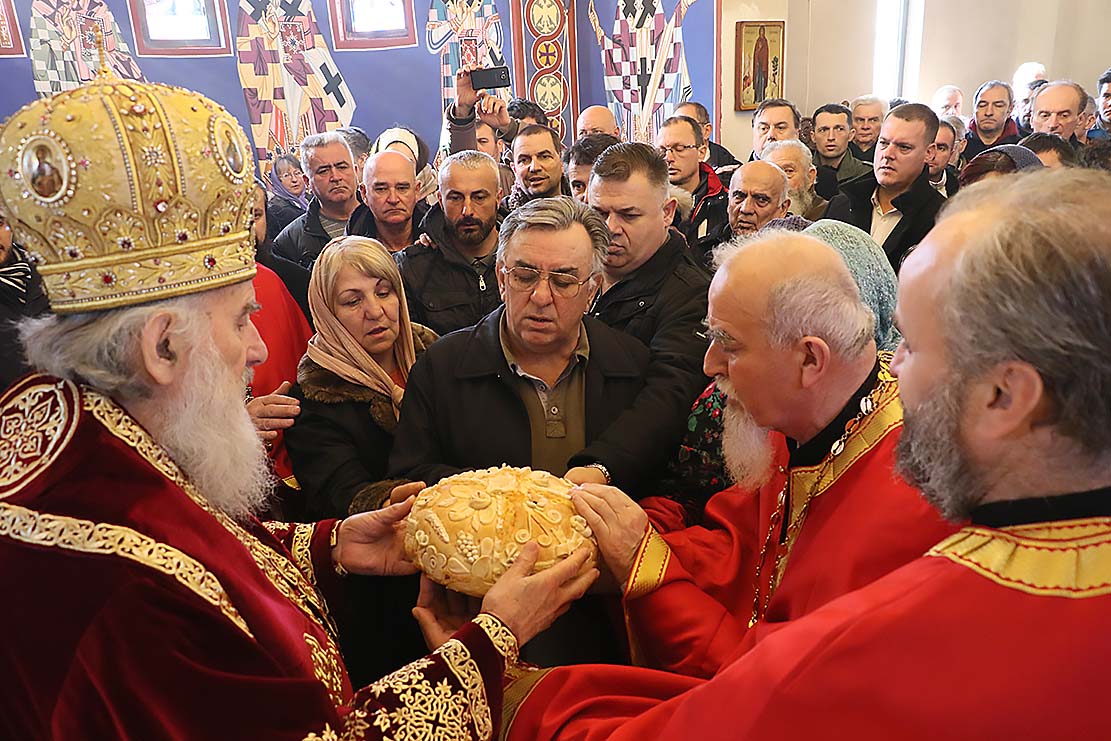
left=0, top=502, right=252, bottom=638
left=304, top=632, right=347, bottom=709
left=0, top=378, right=78, bottom=499
left=472, top=613, right=519, bottom=664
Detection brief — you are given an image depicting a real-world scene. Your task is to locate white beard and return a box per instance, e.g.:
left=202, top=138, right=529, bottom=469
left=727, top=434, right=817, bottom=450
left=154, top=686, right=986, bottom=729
left=155, top=334, right=274, bottom=522
left=717, top=378, right=776, bottom=490
left=788, top=187, right=816, bottom=216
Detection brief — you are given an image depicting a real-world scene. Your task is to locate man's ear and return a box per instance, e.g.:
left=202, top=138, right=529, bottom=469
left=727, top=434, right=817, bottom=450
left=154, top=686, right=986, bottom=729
left=495, top=260, right=508, bottom=302
left=967, top=361, right=1047, bottom=443
left=662, top=196, right=678, bottom=224
left=797, top=336, right=832, bottom=389
left=137, top=311, right=183, bottom=388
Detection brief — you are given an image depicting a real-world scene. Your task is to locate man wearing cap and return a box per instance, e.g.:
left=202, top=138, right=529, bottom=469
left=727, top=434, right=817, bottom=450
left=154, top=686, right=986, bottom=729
left=0, top=67, right=592, bottom=738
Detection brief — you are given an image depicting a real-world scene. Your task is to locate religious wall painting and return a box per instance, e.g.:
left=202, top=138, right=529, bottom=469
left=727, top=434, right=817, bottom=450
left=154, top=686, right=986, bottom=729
left=29, top=0, right=145, bottom=95
left=510, top=0, right=578, bottom=141
left=0, top=0, right=26, bottom=58
left=126, top=0, right=233, bottom=56
left=589, top=0, right=695, bottom=144
left=327, top=0, right=418, bottom=50
left=427, top=0, right=508, bottom=155
left=735, top=20, right=783, bottom=112
left=235, top=0, right=357, bottom=177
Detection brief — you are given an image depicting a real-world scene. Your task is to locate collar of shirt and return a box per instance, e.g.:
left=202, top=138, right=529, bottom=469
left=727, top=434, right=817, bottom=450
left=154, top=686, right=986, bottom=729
left=498, top=316, right=590, bottom=389
left=870, top=187, right=902, bottom=217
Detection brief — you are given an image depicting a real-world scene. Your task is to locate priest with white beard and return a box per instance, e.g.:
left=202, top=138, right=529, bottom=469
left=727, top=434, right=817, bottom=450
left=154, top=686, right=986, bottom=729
left=567, top=230, right=955, bottom=680
left=0, top=68, right=594, bottom=739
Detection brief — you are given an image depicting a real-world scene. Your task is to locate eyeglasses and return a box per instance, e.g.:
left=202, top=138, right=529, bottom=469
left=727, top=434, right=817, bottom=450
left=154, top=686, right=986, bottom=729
left=501, top=266, right=596, bottom=298
left=658, top=143, right=700, bottom=156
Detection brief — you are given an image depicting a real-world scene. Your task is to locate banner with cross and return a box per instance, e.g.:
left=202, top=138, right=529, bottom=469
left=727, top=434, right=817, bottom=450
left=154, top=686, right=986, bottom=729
left=235, top=0, right=356, bottom=176
left=29, top=0, right=145, bottom=96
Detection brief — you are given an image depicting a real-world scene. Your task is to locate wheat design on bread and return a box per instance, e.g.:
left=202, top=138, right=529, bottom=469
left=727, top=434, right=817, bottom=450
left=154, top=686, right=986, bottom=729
left=404, top=465, right=598, bottom=596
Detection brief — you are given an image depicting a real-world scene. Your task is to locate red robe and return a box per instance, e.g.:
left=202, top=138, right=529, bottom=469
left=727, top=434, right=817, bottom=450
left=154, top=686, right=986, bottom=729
left=505, top=515, right=1111, bottom=739
left=251, top=262, right=314, bottom=483
left=624, top=367, right=956, bottom=678
left=0, top=374, right=513, bottom=739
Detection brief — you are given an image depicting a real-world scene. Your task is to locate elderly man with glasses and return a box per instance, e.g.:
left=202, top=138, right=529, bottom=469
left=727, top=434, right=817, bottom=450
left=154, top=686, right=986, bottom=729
left=382, top=196, right=652, bottom=666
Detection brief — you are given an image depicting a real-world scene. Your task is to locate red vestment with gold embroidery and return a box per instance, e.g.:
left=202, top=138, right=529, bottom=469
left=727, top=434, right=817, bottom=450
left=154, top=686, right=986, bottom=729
left=0, top=375, right=512, bottom=739
left=503, top=516, right=1111, bottom=739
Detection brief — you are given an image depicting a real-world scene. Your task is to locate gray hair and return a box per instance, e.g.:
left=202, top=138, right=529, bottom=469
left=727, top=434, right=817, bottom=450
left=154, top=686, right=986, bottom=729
left=299, top=131, right=354, bottom=175
left=761, top=139, right=815, bottom=173
left=497, top=196, right=609, bottom=274
left=939, top=168, right=1111, bottom=458
left=1031, top=80, right=1089, bottom=115
left=438, top=149, right=500, bottom=188
left=19, top=291, right=212, bottom=400
left=669, top=183, right=695, bottom=221
left=715, top=230, right=875, bottom=359
left=850, top=95, right=888, bottom=116
left=942, top=114, right=967, bottom=141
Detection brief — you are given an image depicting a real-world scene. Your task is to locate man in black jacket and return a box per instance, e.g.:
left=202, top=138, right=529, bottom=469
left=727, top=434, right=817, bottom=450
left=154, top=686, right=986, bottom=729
left=395, top=150, right=503, bottom=335
left=0, top=220, right=49, bottom=390
left=346, top=150, right=429, bottom=252
left=586, top=142, right=711, bottom=484
left=825, top=103, right=945, bottom=271
left=388, top=197, right=650, bottom=666
left=273, top=132, right=360, bottom=267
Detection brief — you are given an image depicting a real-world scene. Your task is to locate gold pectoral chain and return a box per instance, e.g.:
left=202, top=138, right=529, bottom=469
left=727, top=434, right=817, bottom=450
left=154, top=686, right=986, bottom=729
left=748, top=381, right=888, bottom=627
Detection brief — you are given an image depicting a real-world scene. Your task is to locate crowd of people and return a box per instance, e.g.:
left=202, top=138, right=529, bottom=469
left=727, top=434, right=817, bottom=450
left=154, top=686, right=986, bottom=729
left=2, top=53, right=1111, bottom=739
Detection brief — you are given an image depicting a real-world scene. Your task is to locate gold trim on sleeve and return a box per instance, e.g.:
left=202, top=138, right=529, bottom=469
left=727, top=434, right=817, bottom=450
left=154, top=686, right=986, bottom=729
left=0, top=377, right=80, bottom=500
left=0, top=501, right=252, bottom=638
left=291, top=523, right=317, bottom=587
left=928, top=518, right=1111, bottom=598
left=502, top=664, right=553, bottom=738
left=624, top=526, right=672, bottom=600
left=472, top=613, right=520, bottom=665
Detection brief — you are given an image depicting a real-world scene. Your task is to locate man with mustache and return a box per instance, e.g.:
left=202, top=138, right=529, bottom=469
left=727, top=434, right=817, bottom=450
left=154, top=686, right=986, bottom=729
left=0, top=75, right=591, bottom=740
left=825, top=103, right=945, bottom=271
left=273, top=131, right=361, bottom=268
left=346, top=150, right=429, bottom=253
left=501, top=166, right=1111, bottom=741
left=394, top=150, right=504, bottom=335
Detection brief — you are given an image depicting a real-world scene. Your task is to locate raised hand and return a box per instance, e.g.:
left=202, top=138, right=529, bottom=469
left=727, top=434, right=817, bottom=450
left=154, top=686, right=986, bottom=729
left=454, top=65, right=479, bottom=117
left=571, top=484, right=648, bottom=585
left=247, top=381, right=300, bottom=442
left=475, top=91, right=512, bottom=131
left=480, top=542, right=598, bottom=646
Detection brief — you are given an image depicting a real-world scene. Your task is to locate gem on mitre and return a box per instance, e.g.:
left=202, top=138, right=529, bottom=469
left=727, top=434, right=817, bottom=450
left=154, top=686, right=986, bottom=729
left=404, top=465, right=597, bottom=597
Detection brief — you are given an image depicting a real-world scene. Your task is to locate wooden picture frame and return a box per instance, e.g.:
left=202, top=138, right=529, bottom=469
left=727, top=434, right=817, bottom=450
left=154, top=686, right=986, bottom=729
left=327, top=0, right=418, bottom=51
left=735, top=20, right=784, bottom=112
left=126, top=0, right=232, bottom=57
left=0, top=0, right=25, bottom=58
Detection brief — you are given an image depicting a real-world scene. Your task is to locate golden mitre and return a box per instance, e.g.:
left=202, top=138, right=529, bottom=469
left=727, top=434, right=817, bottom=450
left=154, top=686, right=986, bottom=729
left=405, top=466, right=597, bottom=597
left=0, top=44, right=256, bottom=313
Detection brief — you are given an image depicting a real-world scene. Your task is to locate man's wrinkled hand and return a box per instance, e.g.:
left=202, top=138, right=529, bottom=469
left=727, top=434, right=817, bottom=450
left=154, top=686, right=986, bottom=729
left=481, top=542, right=597, bottom=646
left=335, top=497, right=419, bottom=577
left=412, top=576, right=482, bottom=650
left=571, top=484, right=648, bottom=585
left=247, top=381, right=300, bottom=442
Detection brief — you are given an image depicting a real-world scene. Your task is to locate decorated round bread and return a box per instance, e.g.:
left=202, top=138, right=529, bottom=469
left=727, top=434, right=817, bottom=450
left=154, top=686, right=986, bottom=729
left=404, top=465, right=597, bottom=597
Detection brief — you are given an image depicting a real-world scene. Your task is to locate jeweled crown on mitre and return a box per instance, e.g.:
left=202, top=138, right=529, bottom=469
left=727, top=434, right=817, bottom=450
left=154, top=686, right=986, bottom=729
left=0, top=41, right=256, bottom=313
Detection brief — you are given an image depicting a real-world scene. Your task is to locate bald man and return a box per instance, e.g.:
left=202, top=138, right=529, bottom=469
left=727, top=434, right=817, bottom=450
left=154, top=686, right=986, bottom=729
left=692, top=160, right=789, bottom=268
left=576, top=105, right=621, bottom=139
left=524, top=230, right=953, bottom=689
left=347, top=150, right=429, bottom=251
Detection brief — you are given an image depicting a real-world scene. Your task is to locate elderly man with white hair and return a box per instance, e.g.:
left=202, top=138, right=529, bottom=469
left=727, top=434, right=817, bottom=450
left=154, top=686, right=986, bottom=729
left=761, top=139, right=828, bottom=220
left=0, top=72, right=594, bottom=739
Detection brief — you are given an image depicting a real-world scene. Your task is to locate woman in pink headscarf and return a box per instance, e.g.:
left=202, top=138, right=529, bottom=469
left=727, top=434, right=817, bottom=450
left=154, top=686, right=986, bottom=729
left=284, top=235, right=437, bottom=520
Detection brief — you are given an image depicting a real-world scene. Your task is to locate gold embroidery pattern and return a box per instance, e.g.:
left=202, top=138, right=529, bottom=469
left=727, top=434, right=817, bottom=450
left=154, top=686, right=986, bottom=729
left=304, top=632, right=347, bottom=708
left=301, top=709, right=369, bottom=741
left=361, top=641, right=492, bottom=741
left=0, top=501, right=252, bottom=638
left=623, top=526, right=672, bottom=601
left=0, top=377, right=79, bottom=498
left=263, top=521, right=291, bottom=537
left=81, top=390, right=341, bottom=646
left=502, top=665, right=553, bottom=739
left=472, top=613, right=519, bottom=665
left=928, top=518, right=1111, bottom=598
left=292, top=523, right=317, bottom=587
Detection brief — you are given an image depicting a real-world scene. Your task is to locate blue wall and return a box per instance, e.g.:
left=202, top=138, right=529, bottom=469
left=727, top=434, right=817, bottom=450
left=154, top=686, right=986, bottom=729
left=0, top=0, right=719, bottom=161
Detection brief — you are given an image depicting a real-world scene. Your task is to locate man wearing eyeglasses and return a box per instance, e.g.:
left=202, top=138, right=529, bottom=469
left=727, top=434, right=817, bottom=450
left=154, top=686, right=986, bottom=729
left=386, top=196, right=652, bottom=666
left=655, top=116, right=728, bottom=245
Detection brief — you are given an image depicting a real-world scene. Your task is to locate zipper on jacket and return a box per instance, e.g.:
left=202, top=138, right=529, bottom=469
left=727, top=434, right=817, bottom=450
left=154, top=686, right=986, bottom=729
left=478, top=274, right=487, bottom=291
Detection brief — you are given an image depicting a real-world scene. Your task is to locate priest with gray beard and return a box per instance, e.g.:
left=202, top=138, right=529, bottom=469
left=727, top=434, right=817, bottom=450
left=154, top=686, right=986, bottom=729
left=0, top=71, right=594, bottom=739
left=567, top=230, right=954, bottom=679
